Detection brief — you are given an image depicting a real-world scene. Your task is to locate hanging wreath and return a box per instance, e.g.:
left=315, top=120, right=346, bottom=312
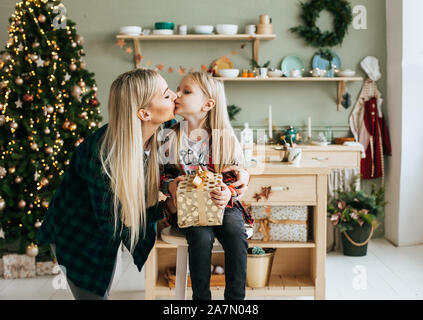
left=289, top=0, right=353, bottom=48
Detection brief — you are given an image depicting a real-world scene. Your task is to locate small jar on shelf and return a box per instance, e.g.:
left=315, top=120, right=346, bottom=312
left=248, top=70, right=256, bottom=78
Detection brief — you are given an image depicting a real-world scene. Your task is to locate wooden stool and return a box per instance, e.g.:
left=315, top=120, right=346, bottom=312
left=160, top=225, right=253, bottom=300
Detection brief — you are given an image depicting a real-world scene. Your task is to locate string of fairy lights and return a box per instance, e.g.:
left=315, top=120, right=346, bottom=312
left=0, top=0, right=101, bottom=255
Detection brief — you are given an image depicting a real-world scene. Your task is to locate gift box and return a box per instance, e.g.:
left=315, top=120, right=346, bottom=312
left=251, top=205, right=308, bottom=242
left=176, top=169, right=224, bottom=228
left=2, top=254, right=36, bottom=279
left=36, top=260, right=60, bottom=276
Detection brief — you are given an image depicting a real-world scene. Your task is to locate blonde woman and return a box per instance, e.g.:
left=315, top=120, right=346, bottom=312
left=160, top=72, right=253, bottom=300
left=36, top=68, right=178, bottom=299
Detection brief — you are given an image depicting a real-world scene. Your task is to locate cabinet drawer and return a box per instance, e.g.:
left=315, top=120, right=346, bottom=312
left=243, top=175, right=316, bottom=204
left=302, top=151, right=360, bottom=168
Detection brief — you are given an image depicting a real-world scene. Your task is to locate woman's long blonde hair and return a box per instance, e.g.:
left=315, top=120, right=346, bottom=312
left=99, top=68, right=160, bottom=253
left=169, top=72, right=244, bottom=172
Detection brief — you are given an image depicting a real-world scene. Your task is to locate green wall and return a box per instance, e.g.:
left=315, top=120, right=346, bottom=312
left=0, top=0, right=387, bottom=236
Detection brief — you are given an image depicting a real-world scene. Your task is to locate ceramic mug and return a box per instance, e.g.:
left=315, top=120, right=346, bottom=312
left=290, top=69, right=302, bottom=78
left=259, top=15, right=272, bottom=24
left=178, top=24, right=187, bottom=35
left=288, top=148, right=302, bottom=165
left=245, top=24, right=256, bottom=35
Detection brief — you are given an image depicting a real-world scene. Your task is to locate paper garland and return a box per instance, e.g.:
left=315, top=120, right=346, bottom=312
left=116, top=38, right=247, bottom=75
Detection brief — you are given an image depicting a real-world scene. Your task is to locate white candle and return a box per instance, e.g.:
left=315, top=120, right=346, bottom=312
left=268, top=105, right=273, bottom=139
left=308, top=116, right=311, bottom=139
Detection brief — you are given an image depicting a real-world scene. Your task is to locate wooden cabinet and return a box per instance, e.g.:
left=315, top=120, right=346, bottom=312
left=144, top=160, right=330, bottom=299
left=243, top=175, right=317, bottom=205
left=255, top=144, right=362, bottom=169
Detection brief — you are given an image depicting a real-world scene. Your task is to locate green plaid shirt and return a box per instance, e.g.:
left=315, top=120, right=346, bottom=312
left=36, top=124, right=164, bottom=297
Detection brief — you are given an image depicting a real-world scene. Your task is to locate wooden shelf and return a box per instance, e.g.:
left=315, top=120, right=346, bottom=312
left=216, top=76, right=363, bottom=82
left=116, top=33, right=275, bottom=69
left=116, top=33, right=276, bottom=41
left=155, top=273, right=315, bottom=298
left=216, top=76, right=363, bottom=112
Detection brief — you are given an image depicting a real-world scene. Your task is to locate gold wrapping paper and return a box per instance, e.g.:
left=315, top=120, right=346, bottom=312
left=176, top=170, right=224, bottom=228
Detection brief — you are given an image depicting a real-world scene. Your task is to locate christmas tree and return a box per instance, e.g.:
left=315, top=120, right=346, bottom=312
left=0, top=0, right=102, bottom=260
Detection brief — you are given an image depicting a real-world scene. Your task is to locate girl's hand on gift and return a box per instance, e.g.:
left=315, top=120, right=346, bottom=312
left=169, top=176, right=185, bottom=206
left=227, top=168, right=250, bottom=199
left=210, top=183, right=232, bottom=209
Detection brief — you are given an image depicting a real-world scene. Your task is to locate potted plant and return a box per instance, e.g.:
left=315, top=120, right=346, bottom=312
left=251, top=59, right=270, bottom=78
left=227, top=104, right=241, bottom=122
left=327, top=178, right=387, bottom=256
left=246, top=246, right=275, bottom=288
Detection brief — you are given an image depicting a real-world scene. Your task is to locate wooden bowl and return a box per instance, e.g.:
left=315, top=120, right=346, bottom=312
left=334, top=137, right=355, bottom=145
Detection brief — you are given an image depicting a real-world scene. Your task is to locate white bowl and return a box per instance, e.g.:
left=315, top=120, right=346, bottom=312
left=120, top=26, right=142, bottom=35
left=337, top=69, right=356, bottom=77
left=153, top=29, right=174, bottom=35
left=194, top=25, right=214, bottom=34
left=216, top=24, right=238, bottom=35
left=267, top=70, right=283, bottom=77
left=218, top=69, right=239, bottom=78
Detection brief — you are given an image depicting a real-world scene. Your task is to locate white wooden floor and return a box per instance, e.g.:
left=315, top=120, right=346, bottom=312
left=0, top=238, right=422, bottom=300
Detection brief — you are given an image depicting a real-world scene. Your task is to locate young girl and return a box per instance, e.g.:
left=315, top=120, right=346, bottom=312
left=159, top=72, right=253, bottom=300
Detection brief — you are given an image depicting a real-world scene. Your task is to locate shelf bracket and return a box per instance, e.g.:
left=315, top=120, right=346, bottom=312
left=253, top=38, right=260, bottom=63
left=133, top=39, right=142, bottom=68
left=337, top=80, right=347, bottom=112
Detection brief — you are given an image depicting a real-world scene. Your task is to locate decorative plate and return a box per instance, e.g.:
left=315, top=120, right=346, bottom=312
left=211, top=56, right=234, bottom=77
left=281, top=56, right=305, bottom=77
left=312, top=54, right=341, bottom=77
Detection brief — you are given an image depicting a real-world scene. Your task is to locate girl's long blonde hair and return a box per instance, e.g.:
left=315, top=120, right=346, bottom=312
left=99, top=68, right=160, bottom=253
left=169, top=72, right=244, bottom=172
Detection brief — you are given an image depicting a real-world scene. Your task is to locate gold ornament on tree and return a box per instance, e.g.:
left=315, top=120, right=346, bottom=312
left=71, top=85, right=82, bottom=100
left=30, top=142, right=38, bottom=150
left=69, top=122, right=77, bottom=131
left=18, top=200, right=26, bottom=208
left=0, top=198, right=5, bottom=211
left=69, top=63, right=77, bottom=71
left=46, top=105, right=54, bottom=114
left=34, top=220, right=42, bottom=228
left=45, top=147, right=53, bottom=155
left=62, top=120, right=70, bottom=130
left=15, top=77, right=23, bottom=85
left=8, top=166, right=16, bottom=174
left=41, top=199, right=49, bottom=208
left=26, top=243, right=39, bottom=257
left=37, top=14, right=46, bottom=23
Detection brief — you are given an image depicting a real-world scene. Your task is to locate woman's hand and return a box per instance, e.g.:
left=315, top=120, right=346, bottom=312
left=168, top=176, right=185, bottom=206
left=227, top=168, right=250, bottom=199
left=210, top=183, right=232, bottom=209
left=164, top=197, right=177, bottom=214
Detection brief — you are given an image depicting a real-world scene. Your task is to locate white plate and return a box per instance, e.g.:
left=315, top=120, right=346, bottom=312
left=120, top=26, right=142, bottom=34
left=337, top=70, right=356, bottom=77
left=153, top=29, right=174, bottom=35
